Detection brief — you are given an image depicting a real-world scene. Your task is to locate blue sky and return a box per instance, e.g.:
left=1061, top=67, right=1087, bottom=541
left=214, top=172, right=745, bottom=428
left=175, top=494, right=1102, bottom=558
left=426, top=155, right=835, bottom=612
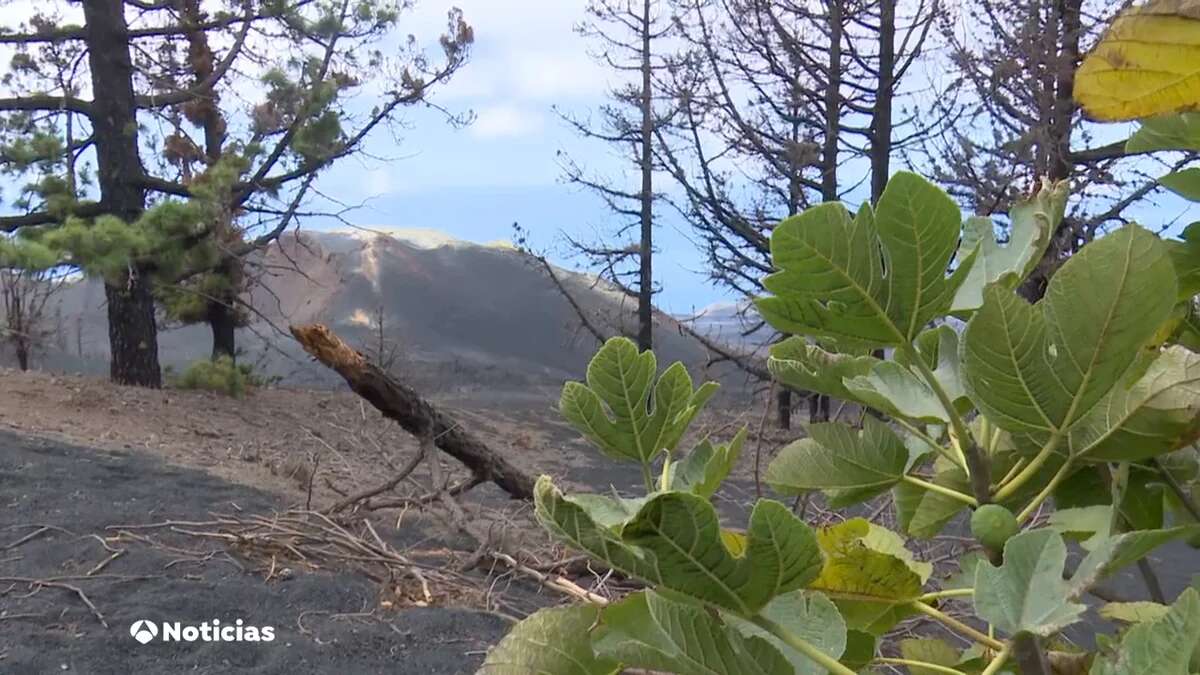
left=4, top=1, right=1195, bottom=314
left=310, top=0, right=732, bottom=315
left=312, top=1, right=1197, bottom=315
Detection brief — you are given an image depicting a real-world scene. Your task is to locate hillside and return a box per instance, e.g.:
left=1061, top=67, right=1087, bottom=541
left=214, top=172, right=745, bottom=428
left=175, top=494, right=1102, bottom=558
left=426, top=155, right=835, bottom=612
left=22, top=228, right=751, bottom=394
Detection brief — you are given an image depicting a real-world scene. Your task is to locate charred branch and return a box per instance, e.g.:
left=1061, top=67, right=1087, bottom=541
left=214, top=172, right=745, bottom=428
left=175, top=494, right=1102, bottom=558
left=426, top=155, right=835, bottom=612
left=290, top=324, right=536, bottom=501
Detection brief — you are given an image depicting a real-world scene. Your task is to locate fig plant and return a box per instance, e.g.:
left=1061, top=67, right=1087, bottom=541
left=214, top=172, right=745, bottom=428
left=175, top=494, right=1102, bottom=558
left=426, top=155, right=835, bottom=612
left=479, top=2, right=1200, bottom=672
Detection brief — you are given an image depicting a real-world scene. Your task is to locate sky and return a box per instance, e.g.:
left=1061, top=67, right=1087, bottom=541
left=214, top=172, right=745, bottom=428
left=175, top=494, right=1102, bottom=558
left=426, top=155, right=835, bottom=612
left=2, top=0, right=1195, bottom=315
left=310, top=0, right=1198, bottom=314
left=308, top=0, right=733, bottom=315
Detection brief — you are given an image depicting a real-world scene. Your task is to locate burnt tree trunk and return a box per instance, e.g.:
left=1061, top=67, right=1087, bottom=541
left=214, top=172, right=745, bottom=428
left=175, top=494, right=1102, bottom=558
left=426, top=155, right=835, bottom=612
left=636, top=0, right=654, bottom=353
left=104, top=274, right=161, bottom=387
left=208, top=297, right=237, bottom=362
left=290, top=324, right=536, bottom=500
left=84, top=0, right=160, bottom=387
left=871, top=0, right=895, bottom=204
left=791, top=0, right=846, bottom=429
left=14, top=339, right=29, bottom=371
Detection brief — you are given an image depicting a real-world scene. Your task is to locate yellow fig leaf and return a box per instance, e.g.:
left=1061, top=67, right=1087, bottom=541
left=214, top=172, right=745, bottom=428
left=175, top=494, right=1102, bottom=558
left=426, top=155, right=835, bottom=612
left=1099, top=601, right=1170, bottom=623
left=721, top=528, right=748, bottom=557
left=1075, top=0, right=1200, bottom=121
left=810, top=518, right=928, bottom=635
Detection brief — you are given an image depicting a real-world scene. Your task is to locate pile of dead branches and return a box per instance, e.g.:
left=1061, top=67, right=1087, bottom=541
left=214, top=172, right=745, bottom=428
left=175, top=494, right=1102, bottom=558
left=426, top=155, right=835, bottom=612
left=108, top=506, right=618, bottom=619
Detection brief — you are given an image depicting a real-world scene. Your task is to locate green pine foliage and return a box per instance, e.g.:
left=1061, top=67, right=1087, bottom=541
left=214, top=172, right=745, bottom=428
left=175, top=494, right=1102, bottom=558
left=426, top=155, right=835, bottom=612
left=169, top=356, right=272, bottom=399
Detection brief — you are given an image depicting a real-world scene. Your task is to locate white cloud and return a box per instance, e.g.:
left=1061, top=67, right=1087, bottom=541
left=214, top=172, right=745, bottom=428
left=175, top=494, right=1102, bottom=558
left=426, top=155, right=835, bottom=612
left=409, top=0, right=610, bottom=103
left=470, top=104, right=545, bottom=139
left=365, top=168, right=395, bottom=196
left=510, top=50, right=607, bottom=100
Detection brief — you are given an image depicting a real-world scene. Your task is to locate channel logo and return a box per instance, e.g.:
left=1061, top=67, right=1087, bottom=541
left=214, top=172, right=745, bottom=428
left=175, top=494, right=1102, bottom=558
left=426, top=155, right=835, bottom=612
left=128, top=618, right=275, bottom=644
left=129, top=619, right=158, bottom=644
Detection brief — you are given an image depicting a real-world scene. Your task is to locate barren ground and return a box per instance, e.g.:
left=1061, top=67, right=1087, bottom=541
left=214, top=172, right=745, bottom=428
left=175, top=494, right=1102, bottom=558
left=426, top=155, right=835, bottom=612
left=5, top=367, right=1194, bottom=671
left=0, top=367, right=765, bottom=673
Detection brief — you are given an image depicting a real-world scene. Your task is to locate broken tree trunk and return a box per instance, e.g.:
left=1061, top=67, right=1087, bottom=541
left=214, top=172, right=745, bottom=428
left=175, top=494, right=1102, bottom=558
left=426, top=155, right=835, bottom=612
left=290, top=324, right=536, bottom=500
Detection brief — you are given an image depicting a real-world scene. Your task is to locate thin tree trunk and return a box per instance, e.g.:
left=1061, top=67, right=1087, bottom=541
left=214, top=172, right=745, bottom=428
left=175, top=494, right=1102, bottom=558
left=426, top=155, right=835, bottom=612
left=866, top=0, right=896, bottom=389
left=1048, top=0, right=1081, bottom=184
left=871, top=0, right=896, bottom=203
left=637, top=0, right=654, bottom=352
left=794, top=0, right=845, bottom=429
left=15, top=340, right=29, bottom=371
left=821, top=1, right=843, bottom=205
left=208, top=298, right=237, bottom=362
left=777, top=388, right=792, bottom=430
left=83, top=0, right=159, bottom=387
left=1022, top=0, right=1083, bottom=302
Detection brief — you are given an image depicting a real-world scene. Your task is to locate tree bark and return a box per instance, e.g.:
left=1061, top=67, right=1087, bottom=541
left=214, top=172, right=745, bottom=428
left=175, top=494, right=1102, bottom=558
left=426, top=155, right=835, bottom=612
left=1020, top=0, right=1083, bottom=303
left=871, top=0, right=896, bottom=204
left=290, top=324, right=536, bottom=500
left=776, top=387, right=792, bottom=430
left=83, top=0, right=160, bottom=387
left=105, top=274, right=161, bottom=387
left=15, top=341, right=29, bottom=371
left=208, top=297, right=237, bottom=362
left=789, top=0, right=845, bottom=430
left=636, top=0, right=654, bottom=353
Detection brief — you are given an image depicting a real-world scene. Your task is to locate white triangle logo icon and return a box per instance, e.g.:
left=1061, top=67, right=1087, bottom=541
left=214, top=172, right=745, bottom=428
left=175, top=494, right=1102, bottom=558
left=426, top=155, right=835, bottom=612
left=129, top=619, right=158, bottom=645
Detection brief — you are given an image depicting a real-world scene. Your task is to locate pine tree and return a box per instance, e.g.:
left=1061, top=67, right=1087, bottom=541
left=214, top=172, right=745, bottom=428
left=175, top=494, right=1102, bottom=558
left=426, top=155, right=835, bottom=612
left=559, top=0, right=673, bottom=352
left=0, top=0, right=472, bottom=385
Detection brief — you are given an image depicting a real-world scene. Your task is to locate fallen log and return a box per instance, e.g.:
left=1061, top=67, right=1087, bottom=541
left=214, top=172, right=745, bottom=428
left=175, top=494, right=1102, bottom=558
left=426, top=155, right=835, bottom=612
left=289, top=324, right=536, bottom=500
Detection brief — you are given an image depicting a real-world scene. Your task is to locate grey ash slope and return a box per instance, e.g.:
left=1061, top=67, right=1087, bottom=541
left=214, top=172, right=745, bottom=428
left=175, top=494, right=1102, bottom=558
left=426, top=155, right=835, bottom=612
left=33, top=229, right=747, bottom=394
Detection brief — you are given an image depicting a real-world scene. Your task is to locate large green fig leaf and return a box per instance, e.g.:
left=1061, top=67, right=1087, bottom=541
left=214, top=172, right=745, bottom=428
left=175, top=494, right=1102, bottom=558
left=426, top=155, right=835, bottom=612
left=1066, top=346, right=1200, bottom=461
left=1127, top=112, right=1200, bottom=153
left=666, top=429, right=746, bottom=498
left=767, top=337, right=880, bottom=403
left=962, top=225, right=1177, bottom=436
left=844, top=361, right=951, bottom=423
left=1070, top=525, right=1200, bottom=593
left=974, top=529, right=1086, bottom=636
left=1041, top=504, right=1200, bottom=593
left=1047, top=505, right=1115, bottom=548
left=594, top=591, right=793, bottom=675
left=538, top=477, right=836, bottom=615
left=566, top=492, right=647, bottom=530
left=810, top=518, right=929, bottom=635
left=1161, top=167, right=1200, bottom=202
left=895, top=324, right=971, bottom=409
left=1099, top=601, right=1170, bottom=624
left=620, top=493, right=822, bottom=613
left=478, top=605, right=620, bottom=675
left=899, top=638, right=961, bottom=675
left=1169, top=224, right=1200, bottom=300
left=894, top=461, right=971, bottom=538
left=1090, top=588, right=1200, bottom=675
left=534, top=476, right=661, bottom=582
left=726, top=591, right=849, bottom=675
left=950, top=179, right=1068, bottom=313
left=560, top=337, right=717, bottom=465
left=766, top=417, right=909, bottom=502
left=756, top=172, right=975, bottom=348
